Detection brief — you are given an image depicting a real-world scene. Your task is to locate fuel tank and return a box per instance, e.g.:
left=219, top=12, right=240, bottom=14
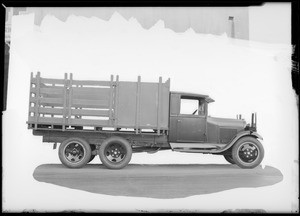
left=207, top=116, right=246, bottom=144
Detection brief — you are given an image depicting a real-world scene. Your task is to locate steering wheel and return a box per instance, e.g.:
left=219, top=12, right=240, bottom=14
left=192, top=109, right=198, bottom=115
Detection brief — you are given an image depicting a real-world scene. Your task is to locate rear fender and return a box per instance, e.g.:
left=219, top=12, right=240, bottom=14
left=219, top=131, right=263, bottom=153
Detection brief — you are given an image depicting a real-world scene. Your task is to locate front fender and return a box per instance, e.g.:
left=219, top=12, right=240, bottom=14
left=217, top=131, right=263, bottom=153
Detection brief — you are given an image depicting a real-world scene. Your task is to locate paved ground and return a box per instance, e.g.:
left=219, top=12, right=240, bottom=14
left=33, top=164, right=283, bottom=199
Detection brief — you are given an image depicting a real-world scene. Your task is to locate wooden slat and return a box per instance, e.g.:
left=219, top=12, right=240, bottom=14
left=31, top=97, right=64, bottom=105
left=68, top=118, right=109, bottom=126
left=40, top=77, right=65, bottom=85
left=72, top=80, right=113, bottom=86
left=28, top=116, right=63, bottom=124
left=71, top=109, right=109, bottom=117
left=31, top=77, right=37, bottom=84
left=29, top=107, right=63, bottom=115
left=30, top=87, right=36, bottom=94
left=72, top=99, right=109, bottom=108
left=72, top=87, right=110, bottom=100
left=40, top=87, right=64, bottom=95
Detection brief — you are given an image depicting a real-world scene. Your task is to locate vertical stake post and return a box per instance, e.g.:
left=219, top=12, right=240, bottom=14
left=157, top=77, right=162, bottom=135
left=135, top=76, right=141, bottom=134
left=109, top=75, right=114, bottom=126
left=62, top=73, right=68, bottom=131
left=34, top=72, right=41, bottom=130
left=114, top=75, right=119, bottom=130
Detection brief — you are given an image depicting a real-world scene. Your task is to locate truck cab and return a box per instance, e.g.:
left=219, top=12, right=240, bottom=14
left=168, top=92, right=261, bottom=154
left=169, top=92, right=212, bottom=143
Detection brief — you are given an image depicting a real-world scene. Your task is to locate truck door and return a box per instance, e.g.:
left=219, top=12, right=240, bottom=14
left=170, top=95, right=207, bottom=142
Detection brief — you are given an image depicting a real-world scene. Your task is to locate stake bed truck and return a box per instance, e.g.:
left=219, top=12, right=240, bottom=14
left=27, top=72, right=264, bottom=169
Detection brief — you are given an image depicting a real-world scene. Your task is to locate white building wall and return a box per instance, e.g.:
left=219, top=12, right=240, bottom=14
left=249, top=3, right=291, bottom=44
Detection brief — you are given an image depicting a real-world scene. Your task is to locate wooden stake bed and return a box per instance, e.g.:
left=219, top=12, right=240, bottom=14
left=27, top=72, right=170, bottom=135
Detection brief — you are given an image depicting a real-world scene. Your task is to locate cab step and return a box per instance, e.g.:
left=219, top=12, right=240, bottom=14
left=170, top=142, right=226, bottom=153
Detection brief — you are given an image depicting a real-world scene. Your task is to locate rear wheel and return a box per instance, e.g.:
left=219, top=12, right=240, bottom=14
left=59, top=138, right=92, bottom=168
left=232, top=137, right=264, bottom=169
left=99, top=136, right=132, bottom=169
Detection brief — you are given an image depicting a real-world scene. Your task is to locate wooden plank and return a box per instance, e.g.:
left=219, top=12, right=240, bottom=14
left=40, top=77, right=65, bottom=85
left=72, top=80, right=113, bottom=86
left=71, top=109, right=109, bottom=117
left=68, top=118, right=109, bottom=126
left=29, top=107, right=63, bottom=115
left=72, top=99, right=109, bottom=108
left=28, top=116, right=64, bottom=124
left=40, top=87, right=64, bottom=95
left=30, top=97, right=64, bottom=105
left=31, top=77, right=37, bottom=84
left=72, top=87, right=110, bottom=100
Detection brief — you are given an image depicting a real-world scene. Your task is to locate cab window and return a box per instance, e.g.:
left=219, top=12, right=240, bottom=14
left=180, top=97, right=206, bottom=116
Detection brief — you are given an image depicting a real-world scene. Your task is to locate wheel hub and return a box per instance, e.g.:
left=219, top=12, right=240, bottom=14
left=238, top=143, right=259, bottom=163
left=64, top=142, right=85, bottom=163
left=105, top=143, right=126, bottom=163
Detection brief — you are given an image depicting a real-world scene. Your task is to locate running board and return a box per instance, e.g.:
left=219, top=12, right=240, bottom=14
left=170, top=142, right=226, bottom=153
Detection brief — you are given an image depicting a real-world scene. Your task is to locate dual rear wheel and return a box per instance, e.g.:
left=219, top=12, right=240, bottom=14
left=58, top=137, right=132, bottom=169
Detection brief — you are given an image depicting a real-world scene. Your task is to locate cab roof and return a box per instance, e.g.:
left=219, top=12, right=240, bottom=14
left=171, top=91, right=215, bottom=103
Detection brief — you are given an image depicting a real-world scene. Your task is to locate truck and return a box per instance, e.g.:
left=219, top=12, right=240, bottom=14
left=27, top=72, right=264, bottom=169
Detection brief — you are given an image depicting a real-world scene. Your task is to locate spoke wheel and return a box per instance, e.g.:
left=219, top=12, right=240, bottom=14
left=232, top=137, right=264, bottom=169
left=59, top=138, right=91, bottom=168
left=99, top=136, right=132, bottom=169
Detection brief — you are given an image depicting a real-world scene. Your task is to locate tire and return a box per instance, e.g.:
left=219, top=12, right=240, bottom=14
left=223, top=154, right=235, bottom=164
left=231, top=136, right=264, bottom=169
left=58, top=137, right=92, bottom=168
left=88, top=145, right=96, bottom=163
left=99, top=136, right=132, bottom=169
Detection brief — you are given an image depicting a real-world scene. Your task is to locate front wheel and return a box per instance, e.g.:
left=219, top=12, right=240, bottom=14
left=232, top=137, right=264, bottom=169
left=58, top=138, right=92, bottom=168
left=99, top=136, right=132, bottom=169
left=223, top=154, right=235, bottom=164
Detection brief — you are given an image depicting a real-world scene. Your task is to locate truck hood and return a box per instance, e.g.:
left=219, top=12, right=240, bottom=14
left=207, top=116, right=246, bottom=128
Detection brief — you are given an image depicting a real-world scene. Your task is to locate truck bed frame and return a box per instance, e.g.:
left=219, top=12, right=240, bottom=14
left=27, top=72, right=170, bottom=136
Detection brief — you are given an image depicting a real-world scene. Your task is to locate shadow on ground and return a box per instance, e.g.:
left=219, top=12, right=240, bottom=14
left=33, top=164, right=283, bottom=199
